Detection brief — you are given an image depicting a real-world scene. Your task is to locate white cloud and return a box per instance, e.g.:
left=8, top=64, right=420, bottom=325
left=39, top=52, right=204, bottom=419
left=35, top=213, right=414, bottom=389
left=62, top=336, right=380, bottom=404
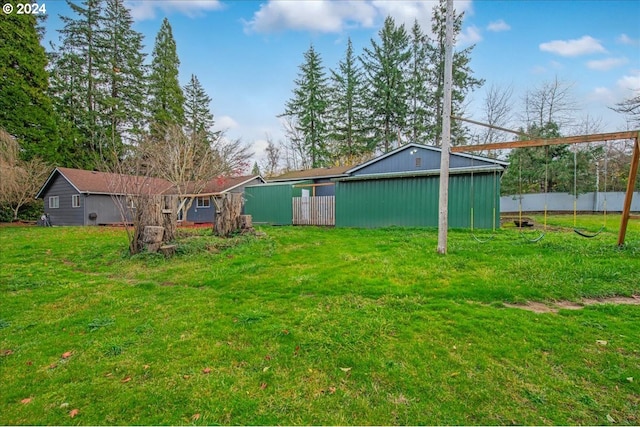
left=215, top=115, right=239, bottom=131
left=617, top=70, right=640, bottom=92
left=457, top=25, right=482, bottom=46
left=617, top=33, right=640, bottom=46
left=539, top=35, right=606, bottom=57
left=587, top=57, right=629, bottom=71
left=587, top=86, right=616, bottom=105
left=486, top=19, right=510, bottom=32
left=125, top=0, right=223, bottom=21
left=244, top=1, right=377, bottom=34
left=244, top=0, right=473, bottom=36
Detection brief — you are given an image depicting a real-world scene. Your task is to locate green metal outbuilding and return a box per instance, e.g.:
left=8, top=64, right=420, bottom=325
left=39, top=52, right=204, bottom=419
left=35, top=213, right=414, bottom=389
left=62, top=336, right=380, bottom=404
left=244, top=180, right=311, bottom=225
left=334, top=168, right=501, bottom=229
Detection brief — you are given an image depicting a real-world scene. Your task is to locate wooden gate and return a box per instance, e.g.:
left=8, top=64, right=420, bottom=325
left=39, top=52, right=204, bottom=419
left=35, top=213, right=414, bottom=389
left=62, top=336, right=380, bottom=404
left=293, top=196, right=335, bottom=226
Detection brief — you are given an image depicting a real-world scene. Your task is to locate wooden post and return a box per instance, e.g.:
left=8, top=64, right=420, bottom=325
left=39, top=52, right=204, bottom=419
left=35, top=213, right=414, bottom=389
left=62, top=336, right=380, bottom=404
left=437, top=0, right=454, bottom=255
left=618, top=134, right=639, bottom=247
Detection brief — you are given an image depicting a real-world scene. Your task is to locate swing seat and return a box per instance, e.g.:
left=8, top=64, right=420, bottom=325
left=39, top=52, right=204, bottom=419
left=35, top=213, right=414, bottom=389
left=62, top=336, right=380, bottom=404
left=574, top=226, right=605, bottom=238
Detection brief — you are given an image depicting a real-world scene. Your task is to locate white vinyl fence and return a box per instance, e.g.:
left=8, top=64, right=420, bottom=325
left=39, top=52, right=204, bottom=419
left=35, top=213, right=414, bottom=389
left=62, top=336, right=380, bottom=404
left=501, top=191, right=640, bottom=213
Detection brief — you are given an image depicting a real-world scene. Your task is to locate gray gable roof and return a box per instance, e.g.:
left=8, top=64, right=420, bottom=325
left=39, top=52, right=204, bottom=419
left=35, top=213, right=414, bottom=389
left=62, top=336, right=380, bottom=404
left=345, top=143, right=507, bottom=176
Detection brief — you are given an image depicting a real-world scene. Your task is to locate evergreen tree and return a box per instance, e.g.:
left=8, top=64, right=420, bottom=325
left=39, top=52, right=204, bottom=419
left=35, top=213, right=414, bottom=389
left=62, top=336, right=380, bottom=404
left=0, top=1, right=59, bottom=163
left=251, top=161, right=261, bottom=176
left=183, top=74, right=215, bottom=144
left=99, top=0, right=147, bottom=154
left=148, top=18, right=185, bottom=136
left=406, top=20, right=430, bottom=144
left=55, top=0, right=107, bottom=163
left=361, top=16, right=411, bottom=152
left=426, top=0, right=484, bottom=146
left=328, top=38, right=372, bottom=163
left=282, top=45, right=331, bottom=168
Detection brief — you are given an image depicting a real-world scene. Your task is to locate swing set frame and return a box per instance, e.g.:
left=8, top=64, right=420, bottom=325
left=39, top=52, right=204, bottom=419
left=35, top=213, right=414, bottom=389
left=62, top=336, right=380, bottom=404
left=451, top=129, right=640, bottom=247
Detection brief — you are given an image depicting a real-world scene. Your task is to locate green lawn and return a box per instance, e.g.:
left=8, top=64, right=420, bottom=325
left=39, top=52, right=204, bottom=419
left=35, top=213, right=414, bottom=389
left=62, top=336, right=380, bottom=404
left=1, top=216, right=639, bottom=425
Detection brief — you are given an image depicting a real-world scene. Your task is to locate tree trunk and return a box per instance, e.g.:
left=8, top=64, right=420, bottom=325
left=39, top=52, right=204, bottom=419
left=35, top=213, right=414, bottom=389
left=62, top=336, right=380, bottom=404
left=214, top=193, right=244, bottom=237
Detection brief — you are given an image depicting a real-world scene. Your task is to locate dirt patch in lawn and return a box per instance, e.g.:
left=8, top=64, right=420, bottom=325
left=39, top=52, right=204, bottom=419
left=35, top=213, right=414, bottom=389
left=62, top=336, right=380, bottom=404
left=504, top=296, right=640, bottom=313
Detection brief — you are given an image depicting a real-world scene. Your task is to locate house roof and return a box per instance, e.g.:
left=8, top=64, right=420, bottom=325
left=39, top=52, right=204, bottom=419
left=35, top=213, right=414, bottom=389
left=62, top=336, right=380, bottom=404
left=345, top=143, right=508, bottom=174
left=270, top=165, right=351, bottom=182
left=36, top=167, right=175, bottom=199
left=36, top=168, right=262, bottom=199
left=182, top=175, right=265, bottom=196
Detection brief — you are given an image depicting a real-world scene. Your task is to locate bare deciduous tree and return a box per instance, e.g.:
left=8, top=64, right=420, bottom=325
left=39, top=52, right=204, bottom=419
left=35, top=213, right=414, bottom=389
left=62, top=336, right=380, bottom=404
left=0, top=129, right=50, bottom=221
left=522, top=76, right=579, bottom=132
left=260, top=134, right=282, bottom=178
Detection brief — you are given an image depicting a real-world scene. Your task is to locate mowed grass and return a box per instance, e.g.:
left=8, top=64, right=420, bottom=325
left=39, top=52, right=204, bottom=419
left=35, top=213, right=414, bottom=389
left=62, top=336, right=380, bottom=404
left=1, top=215, right=639, bottom=425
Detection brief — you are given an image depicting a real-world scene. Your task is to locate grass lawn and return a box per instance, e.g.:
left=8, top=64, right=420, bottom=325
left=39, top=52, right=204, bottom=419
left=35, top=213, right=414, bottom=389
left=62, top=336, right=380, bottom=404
left=1, top=215, right=639, bottom=425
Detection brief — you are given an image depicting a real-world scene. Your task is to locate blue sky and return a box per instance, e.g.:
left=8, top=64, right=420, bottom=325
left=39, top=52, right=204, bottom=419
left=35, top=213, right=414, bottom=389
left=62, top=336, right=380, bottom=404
left=42, top=0, right=640, bottom=167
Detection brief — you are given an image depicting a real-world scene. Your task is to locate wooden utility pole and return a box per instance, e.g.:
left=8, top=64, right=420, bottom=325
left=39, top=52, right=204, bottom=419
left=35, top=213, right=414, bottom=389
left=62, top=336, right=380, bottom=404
left=437, top=0, right=454, bottom=254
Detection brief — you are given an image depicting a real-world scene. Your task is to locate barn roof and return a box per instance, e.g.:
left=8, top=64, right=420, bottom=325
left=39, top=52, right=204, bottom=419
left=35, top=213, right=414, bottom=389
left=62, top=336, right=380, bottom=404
left=270, top=165, right=351, bottom=182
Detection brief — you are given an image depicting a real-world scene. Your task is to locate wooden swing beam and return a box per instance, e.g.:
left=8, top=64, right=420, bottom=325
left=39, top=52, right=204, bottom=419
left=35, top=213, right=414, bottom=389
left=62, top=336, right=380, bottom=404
left=451, top=130, right=640, bottom=247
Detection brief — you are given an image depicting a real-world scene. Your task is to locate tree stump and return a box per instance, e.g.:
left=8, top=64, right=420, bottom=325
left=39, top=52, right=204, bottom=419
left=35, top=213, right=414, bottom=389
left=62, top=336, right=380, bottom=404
left=239, top=214, right=252, bottom=230
left=215, top=193, right=244, bottom=237
left=141, top=225, right=164, bottom=253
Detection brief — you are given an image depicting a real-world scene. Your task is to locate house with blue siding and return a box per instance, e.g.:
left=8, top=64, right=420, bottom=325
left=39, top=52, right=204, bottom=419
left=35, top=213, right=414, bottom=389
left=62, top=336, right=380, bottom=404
left=35, top=168, right=174, bottom=226
left=36, top=168, right=264, bottom=226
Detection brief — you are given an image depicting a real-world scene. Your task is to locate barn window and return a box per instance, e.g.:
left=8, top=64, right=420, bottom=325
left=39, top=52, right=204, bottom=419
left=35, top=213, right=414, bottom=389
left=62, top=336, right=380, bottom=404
left=415, top=157, right=422, bottom=168
left=72, top=195, right=80, bottom=208
left=49, top=196, right=59, bottom=209
left=196, top=197, right=210, bottom=208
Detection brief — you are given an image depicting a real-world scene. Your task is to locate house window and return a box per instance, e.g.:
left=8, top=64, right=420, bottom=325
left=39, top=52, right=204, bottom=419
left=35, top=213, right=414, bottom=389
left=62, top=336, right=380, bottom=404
left=415, top=157, right=422, bottom=168
left=49, top=196, right=59, bottom=209
left=72, top=194, right=80, bottom=208
left=196, top=197, right=210, bottom=208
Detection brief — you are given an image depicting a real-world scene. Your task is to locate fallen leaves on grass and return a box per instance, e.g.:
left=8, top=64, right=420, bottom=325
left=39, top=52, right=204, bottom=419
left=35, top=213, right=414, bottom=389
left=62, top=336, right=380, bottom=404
left=260, top=382, right=267, bottom=390
left=192, top=413, right=201, bottom=421
left=69, top=409, right=79, bottom=418
left=202, top=368, right=211, bottom=374
left=2, top=349, right=14, bottom=356
left=121, top=376, right=131, bottom=383
left=61, top=351, right=73, bottom=359
left=340, top=367, right=352, bottom=372
left=20, top=398, right=32, bottom=404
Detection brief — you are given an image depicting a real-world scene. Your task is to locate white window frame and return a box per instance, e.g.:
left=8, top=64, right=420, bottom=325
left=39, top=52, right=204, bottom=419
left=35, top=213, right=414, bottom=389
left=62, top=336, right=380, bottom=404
left=72, top=194, right=80, bottom=208
left=196, top=197, right=210, bottom=208
left=49, top=196, right=59, bottom=209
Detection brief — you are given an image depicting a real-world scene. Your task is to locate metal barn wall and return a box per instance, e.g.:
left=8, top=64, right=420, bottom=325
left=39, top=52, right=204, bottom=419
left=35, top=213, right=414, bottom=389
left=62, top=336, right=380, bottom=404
left=244, top=181, right=310, bottom=225
left=335, top=173, right=500, bottom=229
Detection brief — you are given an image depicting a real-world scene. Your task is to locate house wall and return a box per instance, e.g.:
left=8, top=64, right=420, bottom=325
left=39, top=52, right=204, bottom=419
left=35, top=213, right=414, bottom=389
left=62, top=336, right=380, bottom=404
left=41, top=175, right=84, bottom=226
left=85, top=194, right=128, bottom=225
left=335, top=172, right=500, bottom=229
left=184, top=177, right=264, bottom=223
left=353, top=147, right=498, bottom=176
left=297, top=178, right=336, bottom=196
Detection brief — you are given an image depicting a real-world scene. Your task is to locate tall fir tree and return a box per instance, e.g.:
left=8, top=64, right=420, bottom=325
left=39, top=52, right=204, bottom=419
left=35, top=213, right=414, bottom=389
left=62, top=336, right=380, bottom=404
left=282, top=44, right=331, bottom=168
left=183, top=74, right=215, bottom=144
left=406, top=20, right=431, bottom=144
left=426, top=0, right=484, bottom=146
left=328, top=38, right=372, bottom=163
left=55, top=0, right=107, bottom=164
left=148, top=18, right=185, bottom=136
left=361, top=16, right=411, bottom=152
left=0, top=0, right=59, bottom=163
left=99, top=0, right=147, bottom=156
